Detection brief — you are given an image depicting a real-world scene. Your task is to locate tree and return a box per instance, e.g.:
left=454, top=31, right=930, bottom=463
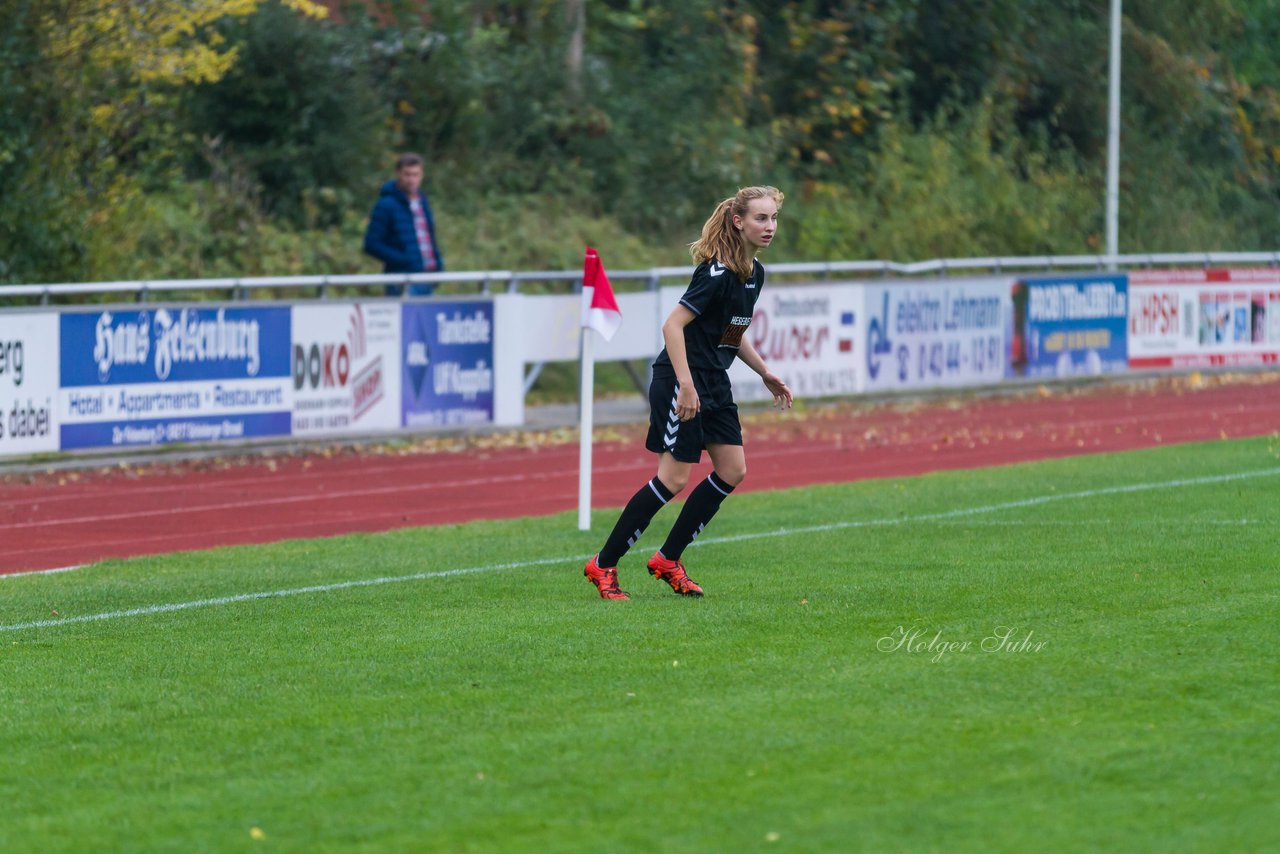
left=0, top=0, right=327, bottom=283
left=183, top=2, right=392, bottom=226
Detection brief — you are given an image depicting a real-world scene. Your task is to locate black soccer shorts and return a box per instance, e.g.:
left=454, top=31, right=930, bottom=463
left=645, top=368, right=743, bottom=463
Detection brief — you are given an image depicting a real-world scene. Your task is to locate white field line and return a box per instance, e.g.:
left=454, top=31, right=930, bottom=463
left=2, top=465, right=1278, bottom=633
left=0, top=564, right=89, bottom=581
left=920, top=518, right=1266, bottom=526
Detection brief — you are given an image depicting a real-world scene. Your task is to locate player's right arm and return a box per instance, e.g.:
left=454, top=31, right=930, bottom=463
left=662, top=305, right=700, bottom=421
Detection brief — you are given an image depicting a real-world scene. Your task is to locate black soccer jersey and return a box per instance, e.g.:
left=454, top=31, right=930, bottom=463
left=654, top=258, right=764, bottom=373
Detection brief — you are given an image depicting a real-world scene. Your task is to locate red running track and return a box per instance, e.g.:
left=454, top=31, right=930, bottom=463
left=2, top=375, right=1277, bottom=575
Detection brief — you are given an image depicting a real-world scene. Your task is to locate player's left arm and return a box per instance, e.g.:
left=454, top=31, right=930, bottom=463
left=737, top=336, right=794, bottom=410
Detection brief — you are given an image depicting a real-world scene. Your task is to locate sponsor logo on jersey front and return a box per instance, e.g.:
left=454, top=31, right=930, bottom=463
left=719, top=315, right=753, bottom=349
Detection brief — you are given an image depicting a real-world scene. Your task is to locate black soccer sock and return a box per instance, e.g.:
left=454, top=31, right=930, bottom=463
left=659, top=472, right=736, bottom=561
left=597, top=477, right=676, bottom=568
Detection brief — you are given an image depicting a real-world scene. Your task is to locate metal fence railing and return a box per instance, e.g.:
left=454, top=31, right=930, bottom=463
left=2, top=251, right=1277, bottom=306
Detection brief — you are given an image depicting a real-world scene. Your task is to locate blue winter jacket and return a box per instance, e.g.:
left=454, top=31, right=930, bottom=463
left=363, top=180, right=445, bottom=296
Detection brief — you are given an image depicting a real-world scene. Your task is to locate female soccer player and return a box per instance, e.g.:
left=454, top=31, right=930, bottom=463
left=584, top=186, right=794, bottom=599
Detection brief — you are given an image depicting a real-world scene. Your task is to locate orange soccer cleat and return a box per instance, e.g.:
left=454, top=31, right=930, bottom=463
left=584, top=554, right=631, bottom=600
left=646, top=552, right=704, bottom=597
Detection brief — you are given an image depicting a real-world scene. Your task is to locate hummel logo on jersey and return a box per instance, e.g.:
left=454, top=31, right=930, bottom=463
left=709, top=262, right=726, bottom=277
left=745, top=278, right=756, bottom=289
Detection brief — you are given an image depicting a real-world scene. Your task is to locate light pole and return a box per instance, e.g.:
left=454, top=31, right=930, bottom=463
left=1106, top=0, right=1122, bottom=263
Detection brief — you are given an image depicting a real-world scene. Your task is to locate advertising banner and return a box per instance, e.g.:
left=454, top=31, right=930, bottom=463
left=725, top=283, right=864, bottom=402
left=0, top=313, right=59, bottom=456
left=1128, top=269, right=1280, bottom=369
left=401, top=301, right=495, bottom=427
left=1008, top=274, right=1128, bottom=378
left=519, top=292, right=663, bottom=363
left=863, top=278, right=1009, bottom=391
left=292, top=302, right=401, bottom=436
left=59, top=306, right=293, bottom=449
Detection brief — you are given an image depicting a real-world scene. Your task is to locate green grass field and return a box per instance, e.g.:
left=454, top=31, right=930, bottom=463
left=3, top=437, right=1278, bottom=852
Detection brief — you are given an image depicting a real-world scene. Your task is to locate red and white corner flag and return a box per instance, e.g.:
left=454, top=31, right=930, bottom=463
left=577, top=247, right=621, bottom=531
left=581, top=247, right=622, bottom=341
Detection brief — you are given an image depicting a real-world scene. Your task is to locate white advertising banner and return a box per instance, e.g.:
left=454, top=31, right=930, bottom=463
left=292, top=302, right=401, bottom=436
left=0, top=313, right=59, bottom=456
left=862, top=277, right=1010, bottom=391
left=729, top=283, right=864, bottom=401
left=1128, top=269, right=1280, bottom=369
left=520, top=292, right=663, bottom=362
left=660, top=282, right=863, bottom=402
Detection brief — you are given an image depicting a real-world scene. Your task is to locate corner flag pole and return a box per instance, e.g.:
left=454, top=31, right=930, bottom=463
left=577, top=327, right=595, bottom=531
left=578, top=247, right=623, bottom=532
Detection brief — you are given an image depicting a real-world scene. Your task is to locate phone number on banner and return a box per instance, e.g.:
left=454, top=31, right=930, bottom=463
left=871, top=334, right=1004, bottom=387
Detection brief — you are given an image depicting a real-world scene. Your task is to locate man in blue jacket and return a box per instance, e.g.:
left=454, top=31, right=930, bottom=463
left=363, top=153, right=445, bottom=296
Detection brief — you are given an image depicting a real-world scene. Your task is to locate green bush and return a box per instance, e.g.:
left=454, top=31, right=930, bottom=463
left=435, top=191, right=684, bottom=275
left=774, top=99, right=1099, bottom=262
left=84, top=175, right=369, bottom=282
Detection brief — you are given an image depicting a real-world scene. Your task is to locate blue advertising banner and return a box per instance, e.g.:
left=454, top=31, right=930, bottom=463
left=58, top=307, right=293, bottom=449
left=1008, top=274, right=1128, bottom=378
left=401, top=302, right=495, bottom=427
